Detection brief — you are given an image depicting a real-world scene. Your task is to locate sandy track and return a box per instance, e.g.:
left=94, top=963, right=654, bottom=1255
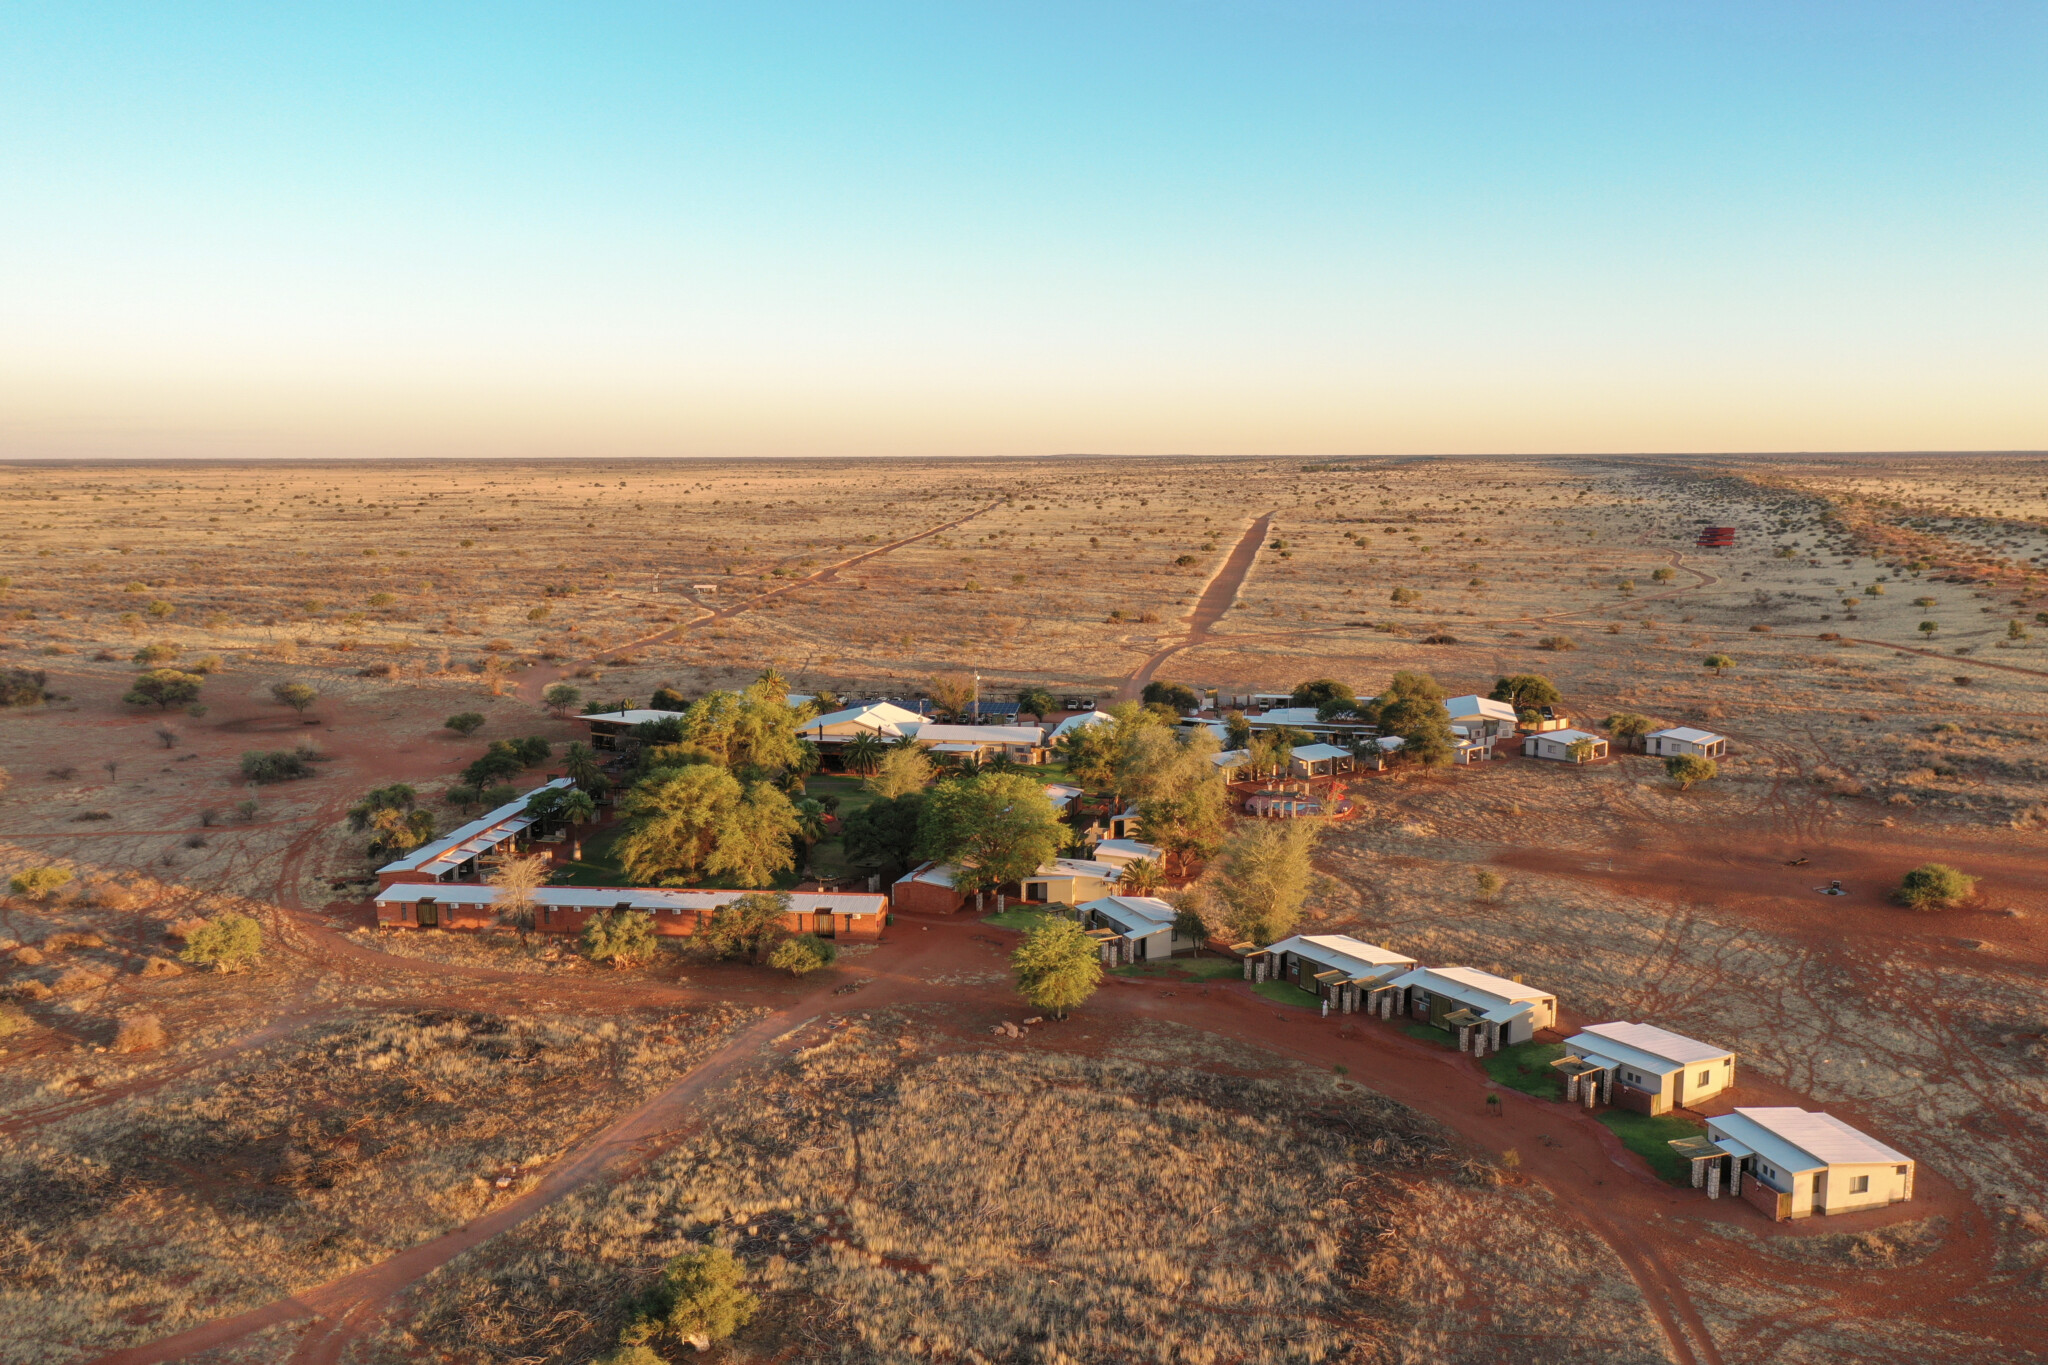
left=1120, top=511, right=1273, bottom=700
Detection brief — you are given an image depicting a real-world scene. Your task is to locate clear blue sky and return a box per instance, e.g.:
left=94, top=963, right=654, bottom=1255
left=2, top=3, right=2043, bottom=458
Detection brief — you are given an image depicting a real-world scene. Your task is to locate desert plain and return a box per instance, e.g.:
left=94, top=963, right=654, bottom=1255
left=1, top=452, right=2046, bottom=1365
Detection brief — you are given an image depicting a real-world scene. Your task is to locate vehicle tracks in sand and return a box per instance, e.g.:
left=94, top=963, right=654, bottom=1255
left=1121, top=511, right=1273, bottom=700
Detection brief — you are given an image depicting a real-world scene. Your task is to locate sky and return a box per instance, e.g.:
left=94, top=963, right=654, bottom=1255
left=2, top=3, right=2044, bottom=460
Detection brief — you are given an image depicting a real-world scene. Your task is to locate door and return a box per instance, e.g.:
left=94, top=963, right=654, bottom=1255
left=1672, top=1069, right=1684, bottom=1106
left=416, top=899, right=439, bottom=928
left=812, top=911, right=835, bottom=938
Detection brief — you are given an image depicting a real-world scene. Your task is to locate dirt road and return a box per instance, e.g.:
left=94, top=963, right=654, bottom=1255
left=1120, top=511, right=1273, bottom=700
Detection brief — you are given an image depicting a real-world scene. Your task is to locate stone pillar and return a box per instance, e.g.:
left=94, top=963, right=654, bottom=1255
left=1600, top=1069, right=1613, bottom=1104
left=1243, top=956, right=1254, bottom=981
left=1707, top=1162, right=1722, bottom=1199
left=1729, top=1161, right=1742, bottom=1197
left=1583, top=1081, right=1596, bottom=1111
left=1567, top=1072, right=1580, bottom=1103
left=1691, top=1160, right=1706, bottom=1190
left=996, top=893, right=1006, bottom=913
left=1458, top=1025, right=1472, bottom=1053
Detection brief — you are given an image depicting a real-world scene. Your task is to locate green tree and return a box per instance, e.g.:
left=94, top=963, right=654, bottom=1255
left=542, top=681, right=583, bottom=717
left=615, top=764, right=745, bottom=882
left=619, top=1247, right=758, bottom=1351
left=917, top=772, right=1068, bottom=899
left=443, top=783, right=483, bottom=813
left=1290, top=678, right=1356, bottom=710
left=348, top=783, right=418, bottom=831
left=581, top=908, right=657, bottom=966
left=1015, top=686, right=1056, bottom=725
left=270, top=681, right=319, bottom=714
left=706, top=783, right=801, bottom=885
left=180, top=914, right=262, bottom=972
left=840, top=791, right=927, bottom=878
left=1141, top=679, right=1201, bottom=712
left=1170, top=890, right=1211, bottom=954
left=699, top=891, right=796, bottom=962
left=1010, top=917, right=1103, bottom=1019
left=1896, top=862, right=1975, bottom=911
left=649, top=684, right=690, bottom=711
left=463, top=743, right=526, bottom=787
left=2009, top=619, right=2031, bottom=641
left=10, top=866, right=72, bottom=899
left=791, top=797, right=828, bottom=871
left=124, top=669, right=203, bottom=710
left=843, top=731, right=886, bottom=776
left=1605, top=712, right=1657, bottom=744
left=366, top=806, right=436, bottom=855
left=925, top=671, right=977, bottom=720
left=1665, top=755, right=1718, bottom=790
left=1489, top=674, right=1561, bottom=711
left=1117, top=857, right=1165, bottom=895
left=1222, top=709, right=1253, bottom=751
left=1118, top=726, right=1229, bottom=874
left=513, top=735, right=551, bottom=766
left=559, top=789, right=598, bottom=827
left=241, top=749, right=312, bottom=782
left=1703, top=653, right=1735, bottom=675
left=1056, top=717, right=1122, bottom=793
left=1203, top=820, right=1320, bottom=944
left=445, top=712, right=487, bottom=736
left=769, top=932, right=838, bottom=976
left=864, top=743, right=933, bottom=798
left=1917, top=621, right=1939, bottom=638
left=563, top=741, right=608, bottom=791
left=1377, top=671, right=1455, bottom=767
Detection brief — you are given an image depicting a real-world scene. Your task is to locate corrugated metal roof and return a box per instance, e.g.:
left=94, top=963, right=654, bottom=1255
left=375, top=885, right=886, bottom=917
left=1724, top=1107, right=1911, bottom=1168
left=1572, top=1022, right=1733, bottom=1070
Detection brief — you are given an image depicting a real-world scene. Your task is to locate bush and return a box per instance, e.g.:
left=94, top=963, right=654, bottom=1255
left=0, top=668, right=48, bottom=707
left=1896, top=863, right=1975, bottom=911
left=0, top=1001, right=33, bottom=1037
left=1664, top=755, right=1718, bottom=790
left=619, top=1247, right=758, bottom=1350
left=114, top=1013, right=166, bottom=1052
left=581, top=908, right=657, bottom=967
left=10, top=866, right=72, bottom=899
left=179, top=914, right=262, bottom=971
left=1474, top=869, right=1502, bottom=899
left=1537, top=635, right=1577, bottom=652
left=270, top=681, right=319, bottom=714
left=768, top=933, right=837, bottom=976
left=445, top=712, right=487, bottom=736
left=241, top=750, right=313, bottom=782
left=124, top=669, right=204, bottom=710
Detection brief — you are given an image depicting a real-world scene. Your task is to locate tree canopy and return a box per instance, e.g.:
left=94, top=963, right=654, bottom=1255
left=1015, top=687, right=1056, bottom=724
left=1291, top=678, right=1356, bottom=710
left=840, top=791, right=926, bottom=877
left=619, top=1247, right=759, bottom=1351
left=1376, top=671, right=1455, bottom=767
left=1140, top=679, right=1201, bottom=713
left=580, top=908, right=656, bottom=966
left=864, top=743, right=933, bottom=798
left=699, top=891, right=795, bottom=962
left=615, top=764, right=745, bottom=882
left=916, top=771, right=1067, bottom=899
left=124, top=669, right=204, bottom=710
left=704, top=781, right=801, bottom=885
left=1010, top=917, right=1103, bottom=1019
left=1203, top=820, right=1321, bottom=945
left=1489, top=674, right=1560, bottom=711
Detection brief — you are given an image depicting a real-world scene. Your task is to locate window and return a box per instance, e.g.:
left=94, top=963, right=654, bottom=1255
left=1698, top=1070, right=1712, bottom=1088
left=1850, top=1175, right=1870, bottom=1194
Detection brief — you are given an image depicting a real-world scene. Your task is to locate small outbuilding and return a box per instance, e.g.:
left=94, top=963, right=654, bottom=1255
left=1078, top=894, right=1189, bottom=962
left=1694, top=1107, right=1914, bottom=1219
left=1252, top=934, right=1416, bottom=1013
left=1288, top=743, right=1355, bottom=778
left=1020, top=858, right=1123, bottom=906
left=1387, top=965, right=1558, bottom=1052
left=1521, top=728, right=1609, bottom=762
left=891, top=861, right=966, bottom=914
left=1644, top=726, right=1728, bottom=759
left=1563, top=1022, right=1737, bottom=1115
left=1090, top=838, right=1164, bottom=869
left=1444, top=695, right=1519, bottom=742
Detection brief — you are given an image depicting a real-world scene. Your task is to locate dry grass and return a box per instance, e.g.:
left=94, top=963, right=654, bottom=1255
left=369, top=1016, right=1666, bottom=1365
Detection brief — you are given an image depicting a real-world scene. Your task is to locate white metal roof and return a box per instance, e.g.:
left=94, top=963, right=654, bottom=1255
left=1091, top=838, right=1163, bottom=864
left=1079, top=895, right=1177, bottom=934
left=1444, top=695, right=1518, bottom=722
left=1709, top=1108, right=1911, bottom=1172
left=1374, top=735, right=1406, bottom=751
left=913, top=723, right=1046, bottom=745
left=1247, top=707, right=1325, bottom=726
left=1030, top=858, right=1123, bottom=881
left=1532, top=728, right=1603, bottom=745
left=1648, top=726, right=1727, bottom=744
left=579, top=709, right=687, bottom=725
left=1290, top=742, right=1351, bottom=761
left=1050, top=710, right=1117, bottom=739
left=802, top=702, right=925, bottom=735
left=1042, top=782, right=1083, bottom=809
left=1268, top=934, right=1415, bottom=979
left=1390, top=965, right=1553, bottom=1021
left=1213, top=748, right=1252, bottom=768
left=375, top=883, right=885, bottom=918
left=1569, top=1022, right=1733, bottom=1075
left=894, top=861, right=957, bottom=889
left=377, top=778, right=574, bottom=874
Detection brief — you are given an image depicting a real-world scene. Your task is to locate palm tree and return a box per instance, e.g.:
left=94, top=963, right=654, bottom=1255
left=844, top=732, right=885, bottom=776
left=563, top=742, right=608, bottom=791
left=1118, top=858, right=1165, bottom=896
left=792, top=797, right=828, bottom=872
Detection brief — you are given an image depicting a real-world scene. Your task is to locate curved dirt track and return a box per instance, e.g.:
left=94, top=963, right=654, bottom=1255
left=1120, top=511, right=1273, bottom=700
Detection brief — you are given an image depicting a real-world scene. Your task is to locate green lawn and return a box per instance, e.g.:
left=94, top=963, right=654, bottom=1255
left=1598, top=1111, right=1707, bottom=1185
left=1403, top=1022, right=1459, bottom=1048
left=981, top=908, right=1067, bottom=933
left=1112, top=956, right=1242, bottom=982
left=1253, top=981, right=1321, bottom=1009
left=806, top=773, right=877, bottom=819
left=1482, top=1041, right=1568, bottom=1098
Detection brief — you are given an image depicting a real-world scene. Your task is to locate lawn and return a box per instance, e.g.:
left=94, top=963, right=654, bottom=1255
left=982, top=907, right=1073, bottom=933
left=1112, top=956, right=1242, bottom=982
left=1598, top=1111, right=1707, bottom=1185
left=1402, top=1022, right=1459, bottom=1048
left=1481, top=1041, right=1567, bottom=1098
left=1252, top=981, right=1321, bottom=1009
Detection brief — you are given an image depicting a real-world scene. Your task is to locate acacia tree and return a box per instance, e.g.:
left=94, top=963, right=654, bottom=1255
left=542, top=682, right=583, bottom=717
left=615, top=764, right=744, bottom=882
left=864, top=744, right=933, bottom=799
left=1011, top=917, right=1102, bottom=1019
left=445, top=712, right=486, bottom=736
left=916, top=771, right=1067, bottom=902
left=580, top=908, right=656, bottom=966
left=271, top=681, right=319, bottom=715
left=1665, top=755, right=1717, bottom=790
left=1169, top=889, right=1212, bottom=955
left=925, top=671, right=977, bottom=720
left=1119, top=726, right=1228, bottom=873
left=1203, top=820, right=1321, bottom=945
left=1015, top=687, right=1056, bottom=725
left=700, top=891, right=796, bottom=962
left=1377, top=671, right=1455, bottom=767
left=1704, top=653, right=1735, bottom=675
left=617, top=1247, right=759, bottom=1352
left=706, top=782, right=801, bottom=885
left=1489, top=674, right=1561, bottom=711
left=124, top=670, right=203, bottom=710
left=840, top=791, right=926, bottom=879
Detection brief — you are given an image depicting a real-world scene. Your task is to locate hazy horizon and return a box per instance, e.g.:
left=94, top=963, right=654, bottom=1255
left=4, top=4, right=2044, bottom=461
